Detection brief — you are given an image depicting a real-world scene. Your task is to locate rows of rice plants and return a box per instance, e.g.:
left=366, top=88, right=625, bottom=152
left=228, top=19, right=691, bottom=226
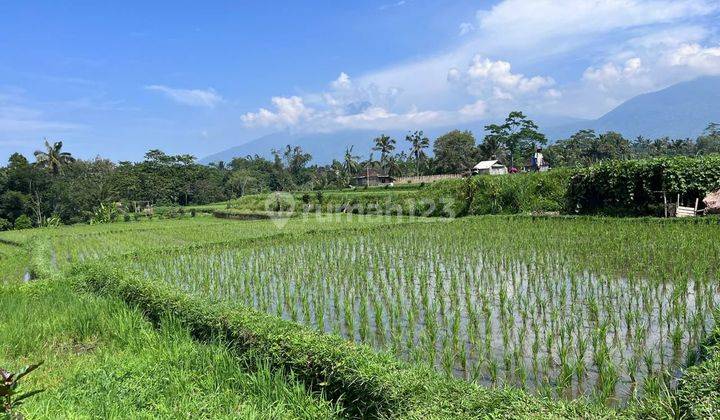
left=130, top=217, right=719, bottom=406
left=43, top=214, right=421, bottom=268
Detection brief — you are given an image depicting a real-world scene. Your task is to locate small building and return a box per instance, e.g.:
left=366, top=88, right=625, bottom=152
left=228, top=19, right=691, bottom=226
left=472, top=160, right=508, bottom=175
left=354, top=168, right=395, bottom=186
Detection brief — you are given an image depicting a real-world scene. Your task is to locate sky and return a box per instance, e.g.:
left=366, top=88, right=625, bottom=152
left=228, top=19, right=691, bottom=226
left=1, top=0, right=719, bottom=162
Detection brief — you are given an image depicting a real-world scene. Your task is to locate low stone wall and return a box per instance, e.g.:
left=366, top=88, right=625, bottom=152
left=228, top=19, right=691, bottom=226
left=394, top=174, right=463, bottom=184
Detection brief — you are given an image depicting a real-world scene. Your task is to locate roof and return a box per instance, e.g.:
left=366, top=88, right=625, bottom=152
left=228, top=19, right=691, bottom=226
left=354, top=168, right=393, bottom=179
left=473, top=160, right=505, bottom=170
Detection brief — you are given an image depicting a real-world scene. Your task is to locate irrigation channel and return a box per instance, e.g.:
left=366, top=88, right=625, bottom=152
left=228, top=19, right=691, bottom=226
left=121, top=217, right=718, bottom=406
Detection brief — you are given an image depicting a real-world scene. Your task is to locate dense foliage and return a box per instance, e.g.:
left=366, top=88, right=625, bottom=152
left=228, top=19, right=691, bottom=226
left=567, top=154, right=720, bottom=216
left=1, top=116, right=718, bottom=228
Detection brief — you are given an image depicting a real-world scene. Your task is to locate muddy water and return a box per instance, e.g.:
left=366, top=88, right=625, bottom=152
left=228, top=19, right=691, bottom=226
left=140, top=240, right=719, bottom=406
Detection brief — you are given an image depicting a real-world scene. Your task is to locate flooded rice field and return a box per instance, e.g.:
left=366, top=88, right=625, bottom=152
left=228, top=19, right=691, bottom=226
left=130, top=217, right=720, bottom=405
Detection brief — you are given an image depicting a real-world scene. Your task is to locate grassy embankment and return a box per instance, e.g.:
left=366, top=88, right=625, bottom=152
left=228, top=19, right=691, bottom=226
left=0, top=226, right=341, bottom=419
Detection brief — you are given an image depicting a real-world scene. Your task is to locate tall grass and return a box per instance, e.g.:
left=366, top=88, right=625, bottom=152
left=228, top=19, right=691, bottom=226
left=0, top=280, right=341, bottom=419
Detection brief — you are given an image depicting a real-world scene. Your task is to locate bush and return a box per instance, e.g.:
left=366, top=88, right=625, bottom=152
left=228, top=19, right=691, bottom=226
left=14, top=214, right=33, bottom=230
left=567, top=154, right=720, bottom=216
left=465, top=170, right=572, bottom=216
left=0, top=218, right=11, bottom=231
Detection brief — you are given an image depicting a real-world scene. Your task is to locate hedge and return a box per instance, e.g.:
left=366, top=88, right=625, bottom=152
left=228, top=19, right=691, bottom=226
left=71, top=262, right=621, bottom=419
left=567, top=154, right=720, bottom=216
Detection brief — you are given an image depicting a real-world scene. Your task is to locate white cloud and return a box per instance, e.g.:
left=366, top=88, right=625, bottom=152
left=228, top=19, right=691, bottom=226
left=378, top=0, right=407, bottom=11
left=450, top=55, right=555, bottom=101
left=241, top=96, right=312, bottom=127
left=583, top=57, right=645, bottom=89
left=458, top=99, right=487, bottom=117
left=476, top=0, right=717, bottom=48
left=330, top=72, right=352, bottom=90
left=664, top=43, right=720, bottom=74
left=458, top=22, right=475, bottom=36
left=145, top=85, right=223, bottom=108
left=351, top=0, right=718, bottom=118
left=242, top=0, right=720, bottom=127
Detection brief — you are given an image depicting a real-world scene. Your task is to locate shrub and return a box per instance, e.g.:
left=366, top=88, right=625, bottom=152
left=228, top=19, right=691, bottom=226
left=0, top=218, right=11, bottom=231
left=567, top=154, right=720, bottom=216
left=14, top=214, right=33, bottom=230
left=1, top=362, right=44, bottom=418
left=89, top=203, right=119, bottom=224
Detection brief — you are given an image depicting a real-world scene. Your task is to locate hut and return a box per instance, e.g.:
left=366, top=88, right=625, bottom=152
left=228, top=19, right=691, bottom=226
left=354, top=168, right=395, bottom=186
left=472, top=160, right=508, bottom=175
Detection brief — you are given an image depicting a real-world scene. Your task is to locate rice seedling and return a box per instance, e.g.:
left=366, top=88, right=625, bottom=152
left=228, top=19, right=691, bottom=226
left=35, top=215, right=720, bottom=407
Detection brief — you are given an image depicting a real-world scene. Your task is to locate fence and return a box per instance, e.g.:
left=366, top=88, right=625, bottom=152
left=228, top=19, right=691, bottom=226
left=394, top=174, right=463, bottom=185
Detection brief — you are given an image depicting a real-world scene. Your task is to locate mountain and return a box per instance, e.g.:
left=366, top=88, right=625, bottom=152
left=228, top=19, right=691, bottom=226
left=201, top=76, right=720, bottom=164
left=546, top=76, right=720, bottom=140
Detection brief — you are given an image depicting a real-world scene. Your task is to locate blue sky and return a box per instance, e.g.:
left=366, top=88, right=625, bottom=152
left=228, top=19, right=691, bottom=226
left=1, top=0, right=719, bottom=162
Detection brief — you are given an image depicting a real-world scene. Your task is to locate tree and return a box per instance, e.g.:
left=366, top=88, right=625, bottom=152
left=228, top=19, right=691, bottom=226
left=13, top=214, right=32, bottom=230
left=343, top=146, right=360, bottom=176
left=484, top=112, right=546, bottom=169
left=697, top=122, right=720, bottom=155
left=384, top=155, right=403, bottom=178
left=33, top=140, right=75, bottom=175
left=406, top=130, right=430, bottom=176
left=372, top=134, right=396, bottom=164
left=0, top=191, right=28, bottom=222
left=545, top=130, right=631, bottom=167
left=433, top=130, right=478, bottom=174
left=227, top=170, right=259, bottom=197
left=478, top=132, right=505, bottom=161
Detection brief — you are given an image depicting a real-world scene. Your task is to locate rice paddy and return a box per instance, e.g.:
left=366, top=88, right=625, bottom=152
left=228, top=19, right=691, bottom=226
left=31, top=214, right=720, bottom=408
left=103, top=215, right=718, bottom=406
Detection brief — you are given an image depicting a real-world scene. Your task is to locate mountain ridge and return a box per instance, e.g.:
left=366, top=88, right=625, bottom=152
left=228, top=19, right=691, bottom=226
left=201, top=76, right=720, bottom=164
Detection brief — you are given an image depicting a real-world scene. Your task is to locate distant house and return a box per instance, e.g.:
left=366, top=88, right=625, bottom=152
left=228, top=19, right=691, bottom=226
left=354, top=168, right=395, bottom=186
left=472, top=160, right=508, bottom=175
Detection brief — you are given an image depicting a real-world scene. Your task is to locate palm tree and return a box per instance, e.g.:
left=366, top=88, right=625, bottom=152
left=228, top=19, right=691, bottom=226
left=406, top=130, right=430, bottom=176
left=372, top=134, right=396, bottom=163
left=343, top=146, right=360, bottom=176
left=384, top=155, right=403, bottom=178
left=34, top=140, right=75, bottom=174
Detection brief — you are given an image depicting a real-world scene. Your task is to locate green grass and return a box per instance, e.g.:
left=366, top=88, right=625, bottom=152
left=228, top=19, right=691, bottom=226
left=3, top=214, right=719, bottom=418
left=0, top=279, right=341, bottom=419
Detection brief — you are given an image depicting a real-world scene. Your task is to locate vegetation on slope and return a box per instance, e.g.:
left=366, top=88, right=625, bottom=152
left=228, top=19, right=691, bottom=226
left=0, top=247, right=340, bottom=418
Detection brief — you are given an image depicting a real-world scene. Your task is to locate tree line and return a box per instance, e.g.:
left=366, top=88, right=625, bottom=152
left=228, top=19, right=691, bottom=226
left=0, top=112, right=718, bottom=228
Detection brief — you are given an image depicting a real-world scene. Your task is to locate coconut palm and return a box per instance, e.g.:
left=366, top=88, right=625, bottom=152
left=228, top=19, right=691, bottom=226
left=372, top=134, right=396, bottom=163
left=384, top=155, right=403, bottom=178
left=406, top=130, right=430, bottom=176
left=343, top=146, right=360, bottom=176
left=34, top=140, right=75, bottom=174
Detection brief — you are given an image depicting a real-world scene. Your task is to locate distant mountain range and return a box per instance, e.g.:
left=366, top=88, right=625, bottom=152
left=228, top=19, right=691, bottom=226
left=201, top=76, right=720, bottom=164
left=545, top=76, right=720, bottom=140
